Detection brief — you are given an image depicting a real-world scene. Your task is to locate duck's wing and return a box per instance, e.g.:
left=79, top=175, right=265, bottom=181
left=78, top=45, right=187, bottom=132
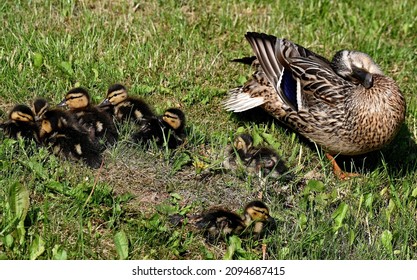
left=287, top=56, right=353, bottom=107
left=244, top=32, right=353, bottom=111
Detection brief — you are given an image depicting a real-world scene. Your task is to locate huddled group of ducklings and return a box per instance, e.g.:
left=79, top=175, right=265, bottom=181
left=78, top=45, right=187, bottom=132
left=0, top=84, right=186, bottom=168
left=0, top=86, right=282, bottom=246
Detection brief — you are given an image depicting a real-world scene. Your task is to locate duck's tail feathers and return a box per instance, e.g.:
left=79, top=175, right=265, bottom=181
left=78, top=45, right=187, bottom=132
left=222, top=89, right=265, bottom=112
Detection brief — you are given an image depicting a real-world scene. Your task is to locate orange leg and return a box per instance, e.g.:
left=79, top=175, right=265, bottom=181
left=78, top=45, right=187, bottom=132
left=326, top=154, right=360, bottom=180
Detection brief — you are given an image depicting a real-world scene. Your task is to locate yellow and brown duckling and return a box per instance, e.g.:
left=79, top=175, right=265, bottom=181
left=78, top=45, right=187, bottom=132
left=0, top=104, right=40, bottom=143
left=39, top=108, right=103, bottom=168
left=58, top=87, right=118, bottom=146
left=224, top=133, right=254, bottom=165
left=131, top=107, right=186, bottom=149
left=224, top=133, right=289, bottom=178
left=171, top=200, right=275, bottom=243
left=99, top=83, right=155, bottom=124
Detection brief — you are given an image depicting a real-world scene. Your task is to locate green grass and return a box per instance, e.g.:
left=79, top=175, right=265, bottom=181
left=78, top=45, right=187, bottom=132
left=1, top=0, right=417, bottom=260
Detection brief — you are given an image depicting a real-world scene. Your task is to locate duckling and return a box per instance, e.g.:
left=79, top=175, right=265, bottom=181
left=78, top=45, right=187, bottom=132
left=32, top=98, right=50, bottom=121
left=224, top=133, right=289, bottom=178
left=170, top=200, right=275, bottom=243
left=58, top=87, right=118, bottom=146
left=0, top=104, right=40, bottom=143
left=247, top=146, right=290, bottom=179
left=39, top=109, right=103, bottom=168
left=131, top=107, right=186, bottom=148
left=223, top=133, right=254, bottom=168
left=99, top=83, right=154, bottom=124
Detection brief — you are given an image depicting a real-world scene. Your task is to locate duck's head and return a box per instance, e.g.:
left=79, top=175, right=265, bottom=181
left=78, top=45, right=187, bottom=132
left=162, top=108, right=185, bottom=131
left=9, top=105, right=35, bottom=123
left=32, top=98, right=49, bottom=121
left=242, top=201, right=276, bottom=234
left=100, top=84, right=128, bottom=106
left=331, top=50, right=384, bottom=89
left=233, top=133, right=253, bottom=156
left=58, top=87, right=90, bottom=109
left=243, top=201, right=273, bottom=223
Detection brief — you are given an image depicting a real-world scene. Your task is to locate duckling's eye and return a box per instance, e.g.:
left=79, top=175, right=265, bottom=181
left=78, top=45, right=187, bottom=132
left=109, top=90, right=125, bottom=99
left=256, top=209, right=269, bottom=217
left=11, top=112, right=33, bottom=122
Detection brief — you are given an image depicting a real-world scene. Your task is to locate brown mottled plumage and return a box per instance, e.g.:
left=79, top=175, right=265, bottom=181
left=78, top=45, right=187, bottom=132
left=224, top=32, right=405, bottom=163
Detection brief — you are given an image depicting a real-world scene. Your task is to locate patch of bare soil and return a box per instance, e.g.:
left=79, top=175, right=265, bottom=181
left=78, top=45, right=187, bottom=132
left=97, top=142, right=282, bottom=217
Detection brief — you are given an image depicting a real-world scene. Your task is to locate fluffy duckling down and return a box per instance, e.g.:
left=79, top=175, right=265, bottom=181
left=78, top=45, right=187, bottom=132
left=39, top=108, right=103, bottom=168
left=131, top=107, right=186, bottom=149
left=170, top=200, right=275, bottom=243
left=0, top=104, right=40, bottom=144
left=32, top=98, right=50, bottom=121
left=224, top=133, right=289, bottom=178
left=59, top=87, right=118, bottom=146
left=99, top=83, right=154, bottom=124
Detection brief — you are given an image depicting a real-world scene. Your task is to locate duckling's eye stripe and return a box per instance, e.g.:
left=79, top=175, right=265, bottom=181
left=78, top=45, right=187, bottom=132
left=110, top=90, right=125, bottom=97
left=11, top=112, right=33, bottom=121
left=252, top=207, right=266, bottom=214
left=163, top=114, right=178, bottom=120
left=66, top=94, right=83, bottom=100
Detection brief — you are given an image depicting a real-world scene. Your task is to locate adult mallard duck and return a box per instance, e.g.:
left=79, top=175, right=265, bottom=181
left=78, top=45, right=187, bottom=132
left=223, top=32, right=406, bottom=179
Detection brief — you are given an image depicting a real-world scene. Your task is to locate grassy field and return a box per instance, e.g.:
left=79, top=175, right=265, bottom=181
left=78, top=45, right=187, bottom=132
left=1, top=0, right=417, bottom=260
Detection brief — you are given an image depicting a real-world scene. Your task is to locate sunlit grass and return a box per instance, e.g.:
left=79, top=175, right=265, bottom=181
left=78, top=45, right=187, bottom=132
left=1, top=0, right=417, bottom=259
